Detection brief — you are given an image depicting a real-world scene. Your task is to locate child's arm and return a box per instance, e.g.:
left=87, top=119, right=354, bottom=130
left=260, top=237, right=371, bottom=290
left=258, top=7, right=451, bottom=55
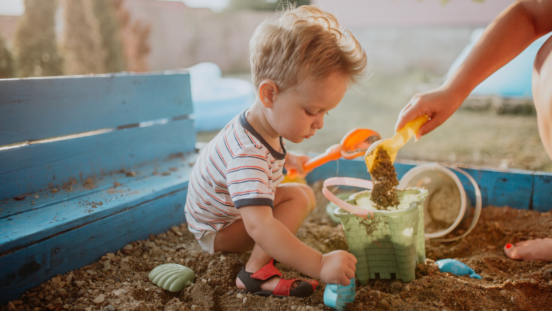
left=395, top=0, right=552, bottom=139
left=240, top=205, right=357, bottom=286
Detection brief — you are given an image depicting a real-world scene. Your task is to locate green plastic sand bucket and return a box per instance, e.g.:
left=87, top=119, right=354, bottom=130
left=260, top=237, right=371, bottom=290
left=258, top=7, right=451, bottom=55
left=323, top=177, right=428, bottom=285
left=326, top=192, right=355, bottom=223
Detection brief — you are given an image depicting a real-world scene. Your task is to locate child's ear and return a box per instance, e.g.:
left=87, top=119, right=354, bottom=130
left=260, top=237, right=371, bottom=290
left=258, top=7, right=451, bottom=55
left=258, top=80, right=278, bottom=108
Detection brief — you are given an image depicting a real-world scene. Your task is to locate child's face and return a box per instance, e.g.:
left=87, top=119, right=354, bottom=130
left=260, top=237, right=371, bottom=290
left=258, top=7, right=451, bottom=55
left=266, top=73, right=349, bottom=143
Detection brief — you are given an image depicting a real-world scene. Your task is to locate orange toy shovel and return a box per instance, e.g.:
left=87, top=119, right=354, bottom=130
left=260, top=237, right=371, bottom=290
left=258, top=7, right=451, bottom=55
left=287, top=128, right=381, bottom=179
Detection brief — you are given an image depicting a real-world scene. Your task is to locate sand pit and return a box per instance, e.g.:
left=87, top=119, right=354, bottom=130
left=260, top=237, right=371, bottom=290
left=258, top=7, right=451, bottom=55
left=2, top=181, right=551, bottom=311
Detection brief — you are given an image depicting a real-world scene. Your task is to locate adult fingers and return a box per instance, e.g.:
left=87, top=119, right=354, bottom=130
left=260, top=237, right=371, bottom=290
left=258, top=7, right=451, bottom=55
left=397, top=101, right=413, bottom=121
left=396, top=107, right=426, bottom=133
left=394, top=102, right=414, bottom=132
left=395, top=97, right=425, bottom=132
left=415, top=111, right=447, bottom=139
left=415, top=118, right=437, bottom=140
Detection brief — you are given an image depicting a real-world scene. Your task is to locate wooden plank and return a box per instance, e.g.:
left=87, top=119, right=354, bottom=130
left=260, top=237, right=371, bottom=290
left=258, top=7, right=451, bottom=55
left=306, top=158, right=542, bottom=210
left=0, top=72, right=192, bottom=146
left=0, top=151, right=196, bottom=219
left=0, top=155, right=196, bottom=254
left=0, top=119, right=196, bottom=201
left=0, top=187, right=188, bottom=304
left=454, top=166, right=533, bottom=209
left=532, top=172, right=552, bottom=212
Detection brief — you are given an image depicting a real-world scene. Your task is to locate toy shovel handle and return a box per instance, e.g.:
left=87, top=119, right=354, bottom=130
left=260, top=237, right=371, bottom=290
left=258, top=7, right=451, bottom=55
left=394, top=115, right=429, bottom=147
left=322, top=177, right=374, bottom=220
left=287, top=145, right=342, bottom=179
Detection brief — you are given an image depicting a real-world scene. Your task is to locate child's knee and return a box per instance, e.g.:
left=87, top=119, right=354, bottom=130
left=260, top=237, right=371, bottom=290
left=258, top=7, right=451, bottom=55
left=290, top=183, right=317, bottom=212
left=302, top=185, right=317, bottom=212
left=277, top=183, right=316, bottom=212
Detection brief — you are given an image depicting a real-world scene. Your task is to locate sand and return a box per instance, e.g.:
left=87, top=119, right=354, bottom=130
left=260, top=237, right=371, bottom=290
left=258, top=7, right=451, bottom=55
left=2, top=181, right=552, bottom=311
left=369, top=148, right=400, bottom=209
left=425, top=185, right=462, bottom=233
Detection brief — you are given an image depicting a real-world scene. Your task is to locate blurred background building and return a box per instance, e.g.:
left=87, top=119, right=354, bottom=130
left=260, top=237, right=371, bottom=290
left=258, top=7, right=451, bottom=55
left=0, top=0, right=514, bottom=77
left=2, top=0, right=551, bottom=172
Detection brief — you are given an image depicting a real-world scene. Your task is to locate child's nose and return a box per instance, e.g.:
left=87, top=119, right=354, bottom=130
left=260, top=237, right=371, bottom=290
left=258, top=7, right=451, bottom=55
left=312, top=115, right=324, bottom=129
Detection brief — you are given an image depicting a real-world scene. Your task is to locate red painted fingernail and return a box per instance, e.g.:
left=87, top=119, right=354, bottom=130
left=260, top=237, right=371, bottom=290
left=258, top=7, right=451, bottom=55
left=506, top=243, right=512, bottom=249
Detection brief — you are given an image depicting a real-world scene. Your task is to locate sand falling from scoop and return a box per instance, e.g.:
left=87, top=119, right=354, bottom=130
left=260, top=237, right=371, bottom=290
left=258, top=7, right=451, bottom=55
left=369, top=148, right=400, bottom=209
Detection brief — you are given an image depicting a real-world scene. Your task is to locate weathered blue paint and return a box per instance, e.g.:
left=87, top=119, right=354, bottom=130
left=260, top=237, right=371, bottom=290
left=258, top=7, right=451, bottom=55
left=0, top=72, right=192, bottom=146
left=533, top=172, right=552, bottom=212
left=0, top=185, right=188, bottom=303
left=0, top=119, right=195, bottom=201
left=455, top=166, right=533, bottom=209
left=0, top=178, right=115, bottom=220
left=0, top=72, right=196, bottom=304
left=305, top=158, right=552, bottom=211
left=0, top=155, right=196, bottom=254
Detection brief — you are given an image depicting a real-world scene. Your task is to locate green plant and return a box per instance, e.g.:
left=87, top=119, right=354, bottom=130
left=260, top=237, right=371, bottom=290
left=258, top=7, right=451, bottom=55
left=14, top=0, right=63, bottom=77
left=91, top=0, right=126, bottom=73
left=61, top=0, right=105, bottom=75
left=0, top=35, right=16, bottom=78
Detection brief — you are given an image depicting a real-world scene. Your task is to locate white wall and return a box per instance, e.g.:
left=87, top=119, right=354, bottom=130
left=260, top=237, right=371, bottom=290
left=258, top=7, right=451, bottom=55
left=312, top=0, right=515, bottom=27
left=310, top=0, right=516, bottom=75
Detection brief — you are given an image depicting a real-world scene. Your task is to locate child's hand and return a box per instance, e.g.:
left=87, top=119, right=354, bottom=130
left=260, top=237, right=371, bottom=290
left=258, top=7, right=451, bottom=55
left=284, top=153, right=312, bottom=178
left=395, top=86, right=466, bottom=140
left=319, top=250, right=357, bottom=286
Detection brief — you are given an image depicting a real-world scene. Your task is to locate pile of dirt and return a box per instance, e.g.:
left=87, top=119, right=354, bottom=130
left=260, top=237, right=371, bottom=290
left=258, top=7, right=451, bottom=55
left=2, top=181, right=552, bottom=311
left=369, top=148, right=400, bottom=209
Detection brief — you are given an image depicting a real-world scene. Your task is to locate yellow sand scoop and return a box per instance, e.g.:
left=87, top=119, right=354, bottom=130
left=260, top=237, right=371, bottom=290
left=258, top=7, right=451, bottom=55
left=364, top=115, right=429, bottom=172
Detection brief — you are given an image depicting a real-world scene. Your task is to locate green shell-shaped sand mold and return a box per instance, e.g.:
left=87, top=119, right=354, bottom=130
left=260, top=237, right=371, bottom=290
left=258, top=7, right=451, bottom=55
left=148, top=264, right=195, bottom=292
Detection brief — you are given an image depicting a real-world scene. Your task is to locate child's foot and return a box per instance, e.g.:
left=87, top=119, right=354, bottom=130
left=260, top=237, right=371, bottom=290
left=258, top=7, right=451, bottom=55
left=236, top=273, right=291, bottom=291
left=504, top=238, right=552, bottom=262
left=235, top=259, right=318, bottom=297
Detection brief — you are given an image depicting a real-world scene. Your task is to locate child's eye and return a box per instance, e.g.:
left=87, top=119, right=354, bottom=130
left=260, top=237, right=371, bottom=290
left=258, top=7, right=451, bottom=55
left=305, top=110, right=316, bottom=116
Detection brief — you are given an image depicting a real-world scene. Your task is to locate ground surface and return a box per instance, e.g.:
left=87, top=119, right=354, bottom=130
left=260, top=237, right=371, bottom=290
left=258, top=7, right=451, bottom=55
left=199, top=72, right=552, bottom=172
left=3, top=182, right=551, bottom=311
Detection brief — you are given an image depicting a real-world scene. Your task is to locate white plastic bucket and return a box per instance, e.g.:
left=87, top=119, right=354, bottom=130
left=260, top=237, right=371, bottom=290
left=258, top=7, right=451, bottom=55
left=398, top=163, right=482, bottom=242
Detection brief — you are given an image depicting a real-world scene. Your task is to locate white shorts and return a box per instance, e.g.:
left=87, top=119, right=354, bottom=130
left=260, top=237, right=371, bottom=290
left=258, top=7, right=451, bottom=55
left=195, top=230, right=217, bottom=254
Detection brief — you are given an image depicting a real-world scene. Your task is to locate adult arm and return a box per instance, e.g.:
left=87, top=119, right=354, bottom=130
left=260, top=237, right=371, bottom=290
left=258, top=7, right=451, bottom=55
left=396, top=0, right=552, bottom=138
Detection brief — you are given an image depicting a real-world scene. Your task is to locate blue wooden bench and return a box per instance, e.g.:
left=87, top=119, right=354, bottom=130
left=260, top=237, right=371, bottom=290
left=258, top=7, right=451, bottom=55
left=0, top=72, right=197, bottom=303
left=1, top=70, right=551, bottom=305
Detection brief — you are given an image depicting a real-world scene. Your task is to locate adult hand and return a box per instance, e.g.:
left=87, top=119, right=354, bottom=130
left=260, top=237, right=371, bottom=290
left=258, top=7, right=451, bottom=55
left=394, top=86, right=467, bottom=140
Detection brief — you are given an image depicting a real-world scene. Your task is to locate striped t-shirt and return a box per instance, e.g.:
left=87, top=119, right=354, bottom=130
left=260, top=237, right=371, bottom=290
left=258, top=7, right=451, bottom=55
left=185, top=110, right=286, bottom=239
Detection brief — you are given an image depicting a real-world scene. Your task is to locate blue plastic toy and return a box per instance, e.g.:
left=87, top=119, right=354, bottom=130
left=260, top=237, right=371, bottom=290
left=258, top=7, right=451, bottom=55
left=324, top=278, right=356, bottom=311
left=435, top=259, right=481, bottom=279
left=187, top=62, right=255, bottom=132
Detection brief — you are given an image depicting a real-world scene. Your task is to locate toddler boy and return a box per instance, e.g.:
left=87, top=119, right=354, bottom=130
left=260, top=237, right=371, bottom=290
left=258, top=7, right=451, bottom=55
left=185, top=5, right=367, bottom=297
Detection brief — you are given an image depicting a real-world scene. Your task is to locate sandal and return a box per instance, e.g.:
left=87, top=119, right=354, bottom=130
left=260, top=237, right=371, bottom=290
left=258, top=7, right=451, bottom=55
left=237, top=259, right=319, bottom=298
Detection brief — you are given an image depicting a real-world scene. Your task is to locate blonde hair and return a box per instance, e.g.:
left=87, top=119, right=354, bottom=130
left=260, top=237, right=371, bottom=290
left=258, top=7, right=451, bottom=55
left=249, top=5, right=367, bottom=91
